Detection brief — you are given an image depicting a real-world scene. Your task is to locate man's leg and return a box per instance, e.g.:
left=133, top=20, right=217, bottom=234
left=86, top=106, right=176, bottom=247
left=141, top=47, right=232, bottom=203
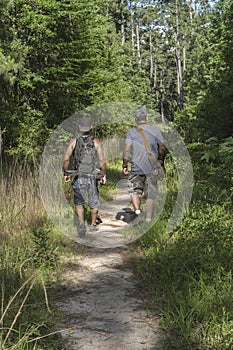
left=73, top=178, right=86, bottom=224
left=145, top=176, right=158, bottom=222
left=131, top=193, right=143, bottom=225
left=73, top=178, right=87, bottom=236
left=75, top=205, right=85, bottom=224
left=96, top=210, right=103, bottom=224
left=145, top=198, right=154, bottom=221
left=88, top=179, right=99, bottom=231
left=128, top=174, right=145, bottom=215
left=74, top=204, right=86, bottom=236
left=131, top=194, right=141, bottom=211
left=90, top=207, right=98, bottom=226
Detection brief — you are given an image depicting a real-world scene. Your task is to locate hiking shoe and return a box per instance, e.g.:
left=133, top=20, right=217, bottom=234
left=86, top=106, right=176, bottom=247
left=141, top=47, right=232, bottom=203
left=78, top=223, right=86, bottom=237
left=89, top=224, right=99, bottom=232
left=96, top=216, right=103, bottom=225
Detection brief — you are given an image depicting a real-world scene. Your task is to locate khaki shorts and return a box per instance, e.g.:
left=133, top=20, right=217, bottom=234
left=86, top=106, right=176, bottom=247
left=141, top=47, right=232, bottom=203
left=128, top=173, right=158, bottom=200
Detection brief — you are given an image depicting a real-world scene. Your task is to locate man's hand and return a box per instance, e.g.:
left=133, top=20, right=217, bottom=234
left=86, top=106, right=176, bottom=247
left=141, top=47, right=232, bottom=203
left=123, top=167, right=129, bottom=175
left=64, top=175, right=71, bottom=183
left=122, top=163, right=129, bottom=175
left=99, top=175, right=106, bottom=185
left=122, top=144, right=130, bottom=176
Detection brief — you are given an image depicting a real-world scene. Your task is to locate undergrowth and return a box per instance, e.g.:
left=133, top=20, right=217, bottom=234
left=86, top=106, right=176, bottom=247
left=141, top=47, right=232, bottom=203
left=135, top=140, right=233, bottom=349
left=0, top=160, right=71, bottom=350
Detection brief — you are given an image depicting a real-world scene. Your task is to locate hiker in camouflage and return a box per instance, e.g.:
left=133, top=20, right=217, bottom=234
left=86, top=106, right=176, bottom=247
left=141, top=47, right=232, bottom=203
left=63, top=117, right=106, bottom=237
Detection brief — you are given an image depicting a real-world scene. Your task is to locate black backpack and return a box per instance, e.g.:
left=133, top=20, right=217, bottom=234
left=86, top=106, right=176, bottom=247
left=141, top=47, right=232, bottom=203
left=73, top=135, right=97, bottom=175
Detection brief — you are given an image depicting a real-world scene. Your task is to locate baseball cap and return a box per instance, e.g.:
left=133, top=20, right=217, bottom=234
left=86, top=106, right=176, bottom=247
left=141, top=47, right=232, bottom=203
left=79, top=117, right=92, bottom=132
left=135, top=109, right=147, bottom=121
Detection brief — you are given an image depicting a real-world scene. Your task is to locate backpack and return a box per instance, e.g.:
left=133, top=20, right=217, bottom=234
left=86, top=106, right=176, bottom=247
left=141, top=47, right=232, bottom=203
left=73, top=135, right=97, bottom=175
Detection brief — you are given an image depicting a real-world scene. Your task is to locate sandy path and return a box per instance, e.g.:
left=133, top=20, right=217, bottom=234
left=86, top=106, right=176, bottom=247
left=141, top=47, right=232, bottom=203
left=55, top=179, right=163, bottom=349
left=75, top=179, right=144, bottom=249
left=55, top=246, right=163, bottom=350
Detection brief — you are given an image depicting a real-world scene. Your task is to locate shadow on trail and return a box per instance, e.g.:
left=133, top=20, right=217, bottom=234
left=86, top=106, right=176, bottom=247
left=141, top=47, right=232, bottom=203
left=54, top=244, right=163, bottom=350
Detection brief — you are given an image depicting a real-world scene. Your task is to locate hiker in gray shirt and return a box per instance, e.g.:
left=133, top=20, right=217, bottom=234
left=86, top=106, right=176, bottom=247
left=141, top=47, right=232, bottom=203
left=122, top=109, right=165, bottom=225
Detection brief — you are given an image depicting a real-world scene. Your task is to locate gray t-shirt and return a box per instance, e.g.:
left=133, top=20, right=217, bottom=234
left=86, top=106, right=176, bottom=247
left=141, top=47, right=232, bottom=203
left=125, top=124, right=164, bottom=175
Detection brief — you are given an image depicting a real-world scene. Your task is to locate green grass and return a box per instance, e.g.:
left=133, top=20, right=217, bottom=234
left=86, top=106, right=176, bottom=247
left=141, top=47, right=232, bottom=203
left=134, top=155, right=233, bottom=349
left=0, top=222, right=68, bottom=350
left=0, top=160, right=71, bottom=350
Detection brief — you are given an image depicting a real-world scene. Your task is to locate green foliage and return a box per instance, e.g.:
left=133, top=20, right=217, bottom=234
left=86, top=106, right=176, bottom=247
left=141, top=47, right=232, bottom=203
left=0, top=159, right=64, bottom=349
left=195, top=0, right=233, bottom=139
left=0, top=0, right=133, bottom=158
left=188, top=137, right=233, bottom=197
left=7, top=107, right=49, bottom=161
left=136, top=151, right=233, bottom=349
left=31, top=227, right=59, bottom=269
left=99, top=159, right=124, bottom=200
left=1, top=0, right=232, bottom=155
left=0, top=231, right=61, bottom=349
left=175, top=0, right=233, bottom=140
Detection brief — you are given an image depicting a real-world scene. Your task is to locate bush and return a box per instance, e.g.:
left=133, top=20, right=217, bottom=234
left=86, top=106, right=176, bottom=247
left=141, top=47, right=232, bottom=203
left=136, top=159, right=232, bottom=349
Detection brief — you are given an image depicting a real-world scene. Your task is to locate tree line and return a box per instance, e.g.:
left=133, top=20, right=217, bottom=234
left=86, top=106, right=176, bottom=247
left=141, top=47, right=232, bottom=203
left=0, top=0, right=232, bottom=159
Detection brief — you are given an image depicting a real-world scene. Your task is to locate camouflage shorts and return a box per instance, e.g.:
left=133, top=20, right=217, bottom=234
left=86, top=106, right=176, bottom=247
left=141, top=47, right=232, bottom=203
left=72, top=176, right=99, bottom=208
left=128, top=173, right=158, bottom=200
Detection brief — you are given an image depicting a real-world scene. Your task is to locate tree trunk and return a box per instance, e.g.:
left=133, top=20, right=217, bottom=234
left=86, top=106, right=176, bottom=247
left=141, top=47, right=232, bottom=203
left=136, top=21, right=141, bottom=65
left=183, top=46, right=186, bottom=72
left=175, top=0, right=183, bottom=110
left=154, top=61, right=157, bottom=90
left=130, top=1, right=135, bottom=54
left=149, top=32, right=153, bottom=80
left=160, top=70, right=165, bottom=122
left=0, top=124, right=2, bottom=160
left=121, top=0, right=125, bottom=45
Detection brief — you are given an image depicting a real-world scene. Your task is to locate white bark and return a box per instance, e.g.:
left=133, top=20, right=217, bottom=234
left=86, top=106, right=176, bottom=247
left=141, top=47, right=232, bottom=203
left=160, top=70, right=165, bottom=122
left=121, top=0, right=125, bottom=45
left=149, top=32, right=153, bottom=80
left=130, top=1, right=135, bottom=54
left=136, top=22, right=141, bottom=65
left=183, top=46, right=186, bottom=72
left=175, top=0, right=183, bottom=110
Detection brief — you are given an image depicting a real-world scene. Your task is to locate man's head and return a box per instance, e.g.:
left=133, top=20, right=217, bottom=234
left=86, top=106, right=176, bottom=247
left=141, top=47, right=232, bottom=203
left=135, top=109, right=147, bottom=124
left=79, top=117, right=92, bottom=133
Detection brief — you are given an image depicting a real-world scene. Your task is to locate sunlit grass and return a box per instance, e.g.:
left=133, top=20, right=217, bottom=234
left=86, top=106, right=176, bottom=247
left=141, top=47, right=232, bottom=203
left=0, top=160, right=64, bottom=349
left=136, top=175, right=233, bottom=349
left=0, top=161, right=45, bottom=238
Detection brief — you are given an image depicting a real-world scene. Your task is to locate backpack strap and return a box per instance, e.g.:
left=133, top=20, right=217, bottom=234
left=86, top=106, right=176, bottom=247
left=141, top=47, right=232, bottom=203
left=73, top=136, right=81, bottom=168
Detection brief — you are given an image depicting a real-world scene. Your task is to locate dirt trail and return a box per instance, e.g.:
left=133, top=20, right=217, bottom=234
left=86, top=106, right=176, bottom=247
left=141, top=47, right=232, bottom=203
left=55, top=180, right=163, bottom=349
left=74, top=179, right=143, bottom=249
left=55, top=246, right=163, bottom=350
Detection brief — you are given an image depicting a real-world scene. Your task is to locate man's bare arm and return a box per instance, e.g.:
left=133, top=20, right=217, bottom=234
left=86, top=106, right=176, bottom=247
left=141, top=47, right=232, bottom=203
left=94, top=138, right=106, bottom=174
left=123, top=143, right=131, bottom=165
left=158, top=143, right=165, bottom=165
left=63, top=138, right=76, bottom=173
left=122, top=143, right=131, bottom=174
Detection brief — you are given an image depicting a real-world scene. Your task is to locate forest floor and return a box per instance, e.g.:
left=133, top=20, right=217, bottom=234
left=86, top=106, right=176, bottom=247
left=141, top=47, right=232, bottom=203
left=55, top=181, right=163, bottom=349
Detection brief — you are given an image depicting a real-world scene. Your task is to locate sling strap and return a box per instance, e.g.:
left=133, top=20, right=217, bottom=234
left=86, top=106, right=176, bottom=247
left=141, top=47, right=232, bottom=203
left=136, top=126, right=157, bottom=159
left=136, top=126, right=165, bottom=180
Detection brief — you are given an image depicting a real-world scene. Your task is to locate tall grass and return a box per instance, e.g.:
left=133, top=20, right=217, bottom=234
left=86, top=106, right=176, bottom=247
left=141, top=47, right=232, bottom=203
left=0, top=160, right=45, bottom=238
left=0, top=159, right=63, bottom=349
left=135, top=150, right=233, bottom=349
